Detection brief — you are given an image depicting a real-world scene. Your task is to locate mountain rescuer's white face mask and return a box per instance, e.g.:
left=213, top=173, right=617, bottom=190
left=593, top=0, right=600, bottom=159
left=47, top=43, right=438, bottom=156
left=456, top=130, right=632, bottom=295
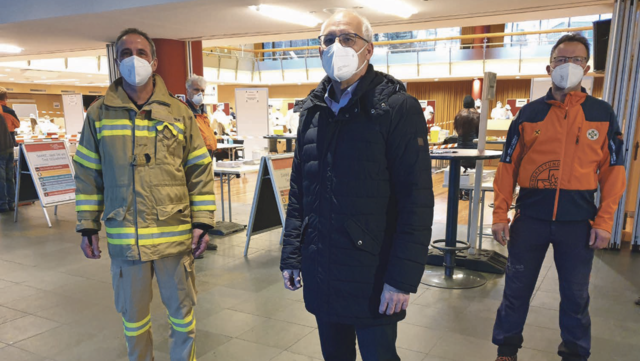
left=322, top=42, right=368, bottom=82
left=119, top=56, right=154, bottom=87
left=191, top=92, right=204, bottom=106
left=551, top=63, right=585, bottom=92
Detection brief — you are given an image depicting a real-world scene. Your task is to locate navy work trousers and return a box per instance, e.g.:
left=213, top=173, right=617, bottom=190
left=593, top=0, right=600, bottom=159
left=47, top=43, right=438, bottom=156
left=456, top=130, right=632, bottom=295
left=492, top=215, right=594, bottom=361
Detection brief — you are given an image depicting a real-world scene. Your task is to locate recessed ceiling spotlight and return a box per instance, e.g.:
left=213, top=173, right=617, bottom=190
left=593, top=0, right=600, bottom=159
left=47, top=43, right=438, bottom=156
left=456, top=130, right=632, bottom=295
left=516, top=76, right=521, bottom=79
left=4, top=69, right=11, bottom=72
left=435, top=79, right=439, bottom=81
left=9, top=78, right=14, bottom=80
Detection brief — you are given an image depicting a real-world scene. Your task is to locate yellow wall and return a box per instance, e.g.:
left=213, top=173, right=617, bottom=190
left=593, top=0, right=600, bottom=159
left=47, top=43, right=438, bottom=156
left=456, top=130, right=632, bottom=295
left=0, top=82, right=106, bottom=96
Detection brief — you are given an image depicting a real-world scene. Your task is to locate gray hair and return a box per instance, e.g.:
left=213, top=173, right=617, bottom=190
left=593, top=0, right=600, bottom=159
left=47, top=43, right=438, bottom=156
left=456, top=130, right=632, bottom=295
left=321, top=9, right=373, bottom=42
left=186, top=75, right=207, bottom=90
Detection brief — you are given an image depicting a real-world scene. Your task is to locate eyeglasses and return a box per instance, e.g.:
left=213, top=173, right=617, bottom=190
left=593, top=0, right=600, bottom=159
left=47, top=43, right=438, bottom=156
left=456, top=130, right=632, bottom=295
left=318, top=33, right=369, bottom=48
left=552, top=56, right=589, bottom=66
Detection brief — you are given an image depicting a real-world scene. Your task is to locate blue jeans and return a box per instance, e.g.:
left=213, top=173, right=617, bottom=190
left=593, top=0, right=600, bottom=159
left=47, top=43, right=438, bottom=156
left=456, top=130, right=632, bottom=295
left=493, top=215, right=594, bottom=360
left=0, top=151, right=16, bottom=210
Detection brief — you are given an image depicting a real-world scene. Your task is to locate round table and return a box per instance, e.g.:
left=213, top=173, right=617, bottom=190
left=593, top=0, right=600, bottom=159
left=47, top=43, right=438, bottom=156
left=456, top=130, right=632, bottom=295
left=423, top=149, right=503, bottom=289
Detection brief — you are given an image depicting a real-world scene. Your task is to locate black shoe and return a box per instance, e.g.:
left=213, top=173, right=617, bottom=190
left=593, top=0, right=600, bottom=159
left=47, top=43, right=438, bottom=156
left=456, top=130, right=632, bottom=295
left=496, top=356, right=517, bottom=361
left=635, top=297, right=640, bottom=306
left=207, top=243, right=218, bottom=251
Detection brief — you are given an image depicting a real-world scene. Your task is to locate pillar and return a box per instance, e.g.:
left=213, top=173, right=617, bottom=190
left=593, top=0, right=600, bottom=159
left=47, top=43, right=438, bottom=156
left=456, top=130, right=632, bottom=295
left=473, top=26, right=490, bottom=46
left=152, top=39, right=204, bottom=96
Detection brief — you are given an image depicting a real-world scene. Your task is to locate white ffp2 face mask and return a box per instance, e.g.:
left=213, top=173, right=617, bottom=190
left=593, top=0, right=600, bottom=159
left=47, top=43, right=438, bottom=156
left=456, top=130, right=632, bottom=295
left=191, top=92, right=204, bottom=106
left=551, top=63, right=585, bottom=92
left=321, top=42, right=368, bottom=82
left=119, top=56, right=154, bottom=87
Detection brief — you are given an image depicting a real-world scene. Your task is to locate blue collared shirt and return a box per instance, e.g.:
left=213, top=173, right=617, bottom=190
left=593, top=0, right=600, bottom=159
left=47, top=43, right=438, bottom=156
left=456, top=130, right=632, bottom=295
left=324, top=80, right=360, bottom=115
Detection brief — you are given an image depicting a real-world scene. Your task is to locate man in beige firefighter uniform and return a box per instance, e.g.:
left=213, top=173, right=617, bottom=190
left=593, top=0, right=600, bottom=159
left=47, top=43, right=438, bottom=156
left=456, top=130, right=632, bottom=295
left=74, top=28, right=215, bottom=361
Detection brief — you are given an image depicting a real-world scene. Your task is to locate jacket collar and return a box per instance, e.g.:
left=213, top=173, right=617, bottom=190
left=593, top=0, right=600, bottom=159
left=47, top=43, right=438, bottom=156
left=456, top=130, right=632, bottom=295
left=104, top=74, right=173, bottom=111
left=302, top=64, right=401, bottom=112
left=544, top=87, right=588, bottom=108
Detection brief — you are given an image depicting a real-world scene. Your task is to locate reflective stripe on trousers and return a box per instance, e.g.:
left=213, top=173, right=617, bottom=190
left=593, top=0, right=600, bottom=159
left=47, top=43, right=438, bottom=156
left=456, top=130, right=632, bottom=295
left=111, top=252, right=197, bottom=361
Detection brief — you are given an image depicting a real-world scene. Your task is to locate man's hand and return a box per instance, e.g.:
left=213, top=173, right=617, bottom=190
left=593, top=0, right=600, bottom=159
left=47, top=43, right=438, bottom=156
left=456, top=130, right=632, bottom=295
left=282, top=269, right=302, bottom=291
left=192, top=229, right=209, bottom=258
left=379, top=283, right=410, bottom=315
left=81, top=234, right=101, bottom=259
left=589, top=228, right=611, bottom=249
left=492, top=223, right=510, bottom=246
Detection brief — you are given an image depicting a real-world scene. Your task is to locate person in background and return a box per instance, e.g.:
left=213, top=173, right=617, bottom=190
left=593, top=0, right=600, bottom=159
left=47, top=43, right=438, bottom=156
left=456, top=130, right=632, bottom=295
left=454, top=95, right=481, bottom=200
left=475, top=98, right=482, bottom=113
left=185, top=74, right=219, bottom=253
left=491, top=101, right=507, bottom=119
left=74, top=28, right=215, bottom=361
left=424, top=105, right=434, bottom=126
left=29, top=117, right=40, bottom=135
left=280, top=10, right=434, bottom=360
left=491, top=33, right=626, bottom=361
left=0, top=110, right=16, bottom=213
left=229, top=106, right=236, bottom=120
left=505, top=104, right=514, bottom=119
left=0, top=87, right=20, bottom=145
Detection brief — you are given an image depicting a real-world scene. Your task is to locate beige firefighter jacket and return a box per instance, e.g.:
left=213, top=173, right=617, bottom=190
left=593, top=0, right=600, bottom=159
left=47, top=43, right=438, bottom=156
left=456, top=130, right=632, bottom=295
left=74, top=75, right=216, bottom=261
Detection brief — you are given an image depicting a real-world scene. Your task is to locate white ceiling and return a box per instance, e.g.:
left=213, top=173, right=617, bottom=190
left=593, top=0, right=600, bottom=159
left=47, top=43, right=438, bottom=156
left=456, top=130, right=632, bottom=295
left=0, top=0, right=613, bottom=60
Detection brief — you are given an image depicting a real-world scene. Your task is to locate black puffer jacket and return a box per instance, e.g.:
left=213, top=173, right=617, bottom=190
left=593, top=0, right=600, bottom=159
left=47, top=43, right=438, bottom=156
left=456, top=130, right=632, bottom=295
left=280, top=65, right=434, bottom=326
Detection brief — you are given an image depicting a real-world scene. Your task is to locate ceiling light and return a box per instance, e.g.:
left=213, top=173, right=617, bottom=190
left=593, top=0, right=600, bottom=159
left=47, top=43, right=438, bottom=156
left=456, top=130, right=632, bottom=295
left=0, top=44, right=23, bottom=54
left=41, top=76, right=46, bottom=79
left=33, top=79, right=79, bottom=83
left=0, top=74, right=5, bottom=77
left=249, top=5, right=322, bottom=27
left=435, top=79, right=439, bottom=81
left=357, top=0, right=417, bottom=18
left=4, top=69, right=11, bottom=72
left=88, top=75, right=92, bottom=77
left=9, top=78, right=14, bottom=80
left=516, top=76, right=521, bottom=79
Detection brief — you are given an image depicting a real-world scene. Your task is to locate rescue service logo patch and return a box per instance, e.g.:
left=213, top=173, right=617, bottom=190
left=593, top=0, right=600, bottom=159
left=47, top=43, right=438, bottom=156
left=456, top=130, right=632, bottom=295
left=530, top=160, right=561, bottom=189
left=587, top=129, right=599, bottom=141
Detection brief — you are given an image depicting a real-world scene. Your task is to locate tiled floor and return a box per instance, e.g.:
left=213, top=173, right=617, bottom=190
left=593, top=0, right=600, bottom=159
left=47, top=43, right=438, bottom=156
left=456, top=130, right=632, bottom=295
left=1, top=174, right=640, bottom=361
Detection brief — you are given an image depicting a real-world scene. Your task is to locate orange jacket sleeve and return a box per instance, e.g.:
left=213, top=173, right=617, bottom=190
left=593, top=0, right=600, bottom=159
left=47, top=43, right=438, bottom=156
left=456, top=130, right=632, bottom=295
left=493, top=116, right=525, bottom=225
left=592, top=112, right=626, bottom=232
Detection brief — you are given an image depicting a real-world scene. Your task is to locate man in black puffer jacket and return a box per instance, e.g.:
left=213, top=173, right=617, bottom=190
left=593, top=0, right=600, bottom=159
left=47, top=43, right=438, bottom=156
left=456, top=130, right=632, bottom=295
left=280, top=10, right=434, bottom=361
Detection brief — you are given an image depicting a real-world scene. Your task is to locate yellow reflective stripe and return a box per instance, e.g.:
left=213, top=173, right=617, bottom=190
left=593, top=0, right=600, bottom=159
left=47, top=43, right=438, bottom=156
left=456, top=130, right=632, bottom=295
left=76, top=194, right=104, bottom=200
left=95, top=119, right=131, bottom=128
left=97, top=129, right=131, bottom=139
left=134, top=119, right=157, bottom=127
left=173, top=122, right=185, bottom=131
left=170, top=320, right=196, bottom=333
left=76, top=205, right=105, bottom=211
left=137, top=224, right=192, bottom=235
left=192, top=205, right=216, bottom=211
left=190, top=195, right=215, bottom=201
left=134, top=130, right=156, bottom=137
left=124, top=322, right=152, bottom=337
left=73, top=155, right=102, bottom=170
left=108, top=238, right=136, bottom=245
left=190, top=343, right=196, bottom=361
left=187, top=147, right=208, bottom=160
left=138, top=234, right=191, bottom=246
left=77, top=145, right=99, bottom=159
left=169, top=311, right=194, bottom=325
left=123, top=314, right=151, bottom=328
left=106, top=227, right=136, bottom=234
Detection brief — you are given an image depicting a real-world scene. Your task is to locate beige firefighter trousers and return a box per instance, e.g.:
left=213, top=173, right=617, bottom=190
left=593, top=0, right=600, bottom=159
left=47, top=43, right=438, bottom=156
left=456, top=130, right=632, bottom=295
left=110, top=252, right=197, bottom=361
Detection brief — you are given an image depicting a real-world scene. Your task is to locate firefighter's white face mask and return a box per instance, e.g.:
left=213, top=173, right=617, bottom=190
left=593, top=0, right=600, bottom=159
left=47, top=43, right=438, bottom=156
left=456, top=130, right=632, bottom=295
left=321, top=42, right=368, bottom=82
left=119, top=56, right=154, bottom=87
left=551, top=63, right=585, bottom=92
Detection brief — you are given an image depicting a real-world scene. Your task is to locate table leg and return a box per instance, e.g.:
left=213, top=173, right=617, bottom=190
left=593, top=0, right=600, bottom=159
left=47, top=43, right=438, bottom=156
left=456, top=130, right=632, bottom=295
left=479, top=190, right=486, bottom=250
left=227, top=174, right=233, bottom=222
left=467, top=188, right=473, bottom=243
left=220, top=174, right=225, bottom=222
left=444, top=159, right=461, bottom=277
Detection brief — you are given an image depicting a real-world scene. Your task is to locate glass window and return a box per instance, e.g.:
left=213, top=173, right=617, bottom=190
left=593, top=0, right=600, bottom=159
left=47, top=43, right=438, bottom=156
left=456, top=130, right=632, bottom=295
left=540, top=18, right=569, bottom=45
left=600, top=13, right=612, bottom=20
left=509, top=20, right=541, bottom=47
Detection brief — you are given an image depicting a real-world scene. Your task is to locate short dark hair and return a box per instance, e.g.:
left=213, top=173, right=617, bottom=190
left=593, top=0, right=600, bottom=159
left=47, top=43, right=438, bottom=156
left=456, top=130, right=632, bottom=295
left=550, top=33, right=591, bottom=63
left=116, top=28, right=156, bottom=59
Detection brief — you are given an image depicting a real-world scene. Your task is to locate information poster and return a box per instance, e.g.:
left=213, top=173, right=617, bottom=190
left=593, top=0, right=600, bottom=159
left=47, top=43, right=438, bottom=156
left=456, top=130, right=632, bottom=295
left=270, top=156, right=293, bottom=214
left=23, top=142, right=75, bottom=206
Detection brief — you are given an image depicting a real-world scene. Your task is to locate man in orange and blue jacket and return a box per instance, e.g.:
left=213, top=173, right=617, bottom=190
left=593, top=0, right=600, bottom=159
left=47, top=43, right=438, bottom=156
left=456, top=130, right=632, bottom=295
left=491, top=34, right=626, bottom=361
